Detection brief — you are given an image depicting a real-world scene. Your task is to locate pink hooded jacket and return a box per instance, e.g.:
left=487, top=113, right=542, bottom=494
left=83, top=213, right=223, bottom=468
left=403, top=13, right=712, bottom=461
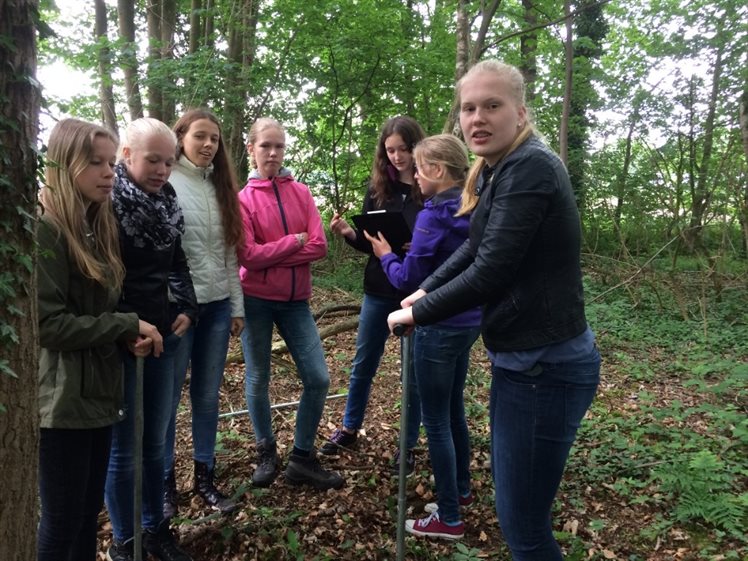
left=237, top=169, right=327, bottom=301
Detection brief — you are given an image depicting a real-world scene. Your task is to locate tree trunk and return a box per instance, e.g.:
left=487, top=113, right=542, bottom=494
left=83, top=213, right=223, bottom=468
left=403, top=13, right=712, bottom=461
left=189, top=0, right=202, bottom=54
left=0, top=1, right=41, bottom=559
left=224, top=0, right=259, bottom=173
left=94, top=0, right=117, bottom=132
left=204, top=0, right=215, bottom=47
left=160, top=0, right=177, bottom=125
left=441, top=0, right=470, bottom=134
left=685, top=37, right=725, bottom=253
left=520, top=0, right=538, bottom=102
left=117, top=0, right=144, bottom=120
left=146, top=0, right=163, bottom=120
left=741, top=87, right=748, bottom=162
left=559, top=0, right=573, bottom=164
left=614, top=113, right=636, bottom=230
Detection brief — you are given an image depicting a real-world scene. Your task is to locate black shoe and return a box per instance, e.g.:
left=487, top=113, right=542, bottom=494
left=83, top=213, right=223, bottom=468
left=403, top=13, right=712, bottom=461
left=194, top=459, right=237, bottom=514
left=252, top=438, right=279, bottom=487
left=106, top=539, right=134, bottom=561
left=285, top=450, right=345, bottom=490
left=319, top=427, right=358, bottom=455
left=144, top=522, right=192, bottom=561
left=390, top=448, right=415, bottom=478
left=106, top=538, right=146, bottom=561
left=163, top=468, right=178, bottom=520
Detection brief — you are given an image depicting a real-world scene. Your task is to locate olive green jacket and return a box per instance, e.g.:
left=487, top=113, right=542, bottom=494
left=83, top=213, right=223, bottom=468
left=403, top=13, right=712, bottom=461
left=38, top=218, right=140, bottom=429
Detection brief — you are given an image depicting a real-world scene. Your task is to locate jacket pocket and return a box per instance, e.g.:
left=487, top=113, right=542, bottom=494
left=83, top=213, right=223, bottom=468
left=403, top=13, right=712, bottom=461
left=80, top=344, right=121, bottom=400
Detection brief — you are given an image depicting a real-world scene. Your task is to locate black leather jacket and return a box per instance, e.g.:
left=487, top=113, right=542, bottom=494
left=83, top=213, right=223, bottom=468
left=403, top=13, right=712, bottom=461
left=118, top=236, right=198, bottom=337
left=413, top=136, right=587, bottom=352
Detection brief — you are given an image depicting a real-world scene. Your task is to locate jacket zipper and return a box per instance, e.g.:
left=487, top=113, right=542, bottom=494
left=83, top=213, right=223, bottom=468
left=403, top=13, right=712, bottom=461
left=271, top=180, right=296, bottom=301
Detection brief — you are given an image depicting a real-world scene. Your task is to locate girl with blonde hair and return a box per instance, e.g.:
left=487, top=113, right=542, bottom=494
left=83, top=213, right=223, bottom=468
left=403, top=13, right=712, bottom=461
left=365, top=133, right=481, bottom=539
left=37, top=118, right=161, bottom=561
left=105, top=117, right=198, bottom=561
left=388, top=60, right=600, bottom=560
left=237, top=117, right=343, bottom=490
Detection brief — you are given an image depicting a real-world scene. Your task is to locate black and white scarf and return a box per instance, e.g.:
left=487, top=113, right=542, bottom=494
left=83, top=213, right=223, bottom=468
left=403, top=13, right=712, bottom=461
left=112, top=163, right=184, bottom=250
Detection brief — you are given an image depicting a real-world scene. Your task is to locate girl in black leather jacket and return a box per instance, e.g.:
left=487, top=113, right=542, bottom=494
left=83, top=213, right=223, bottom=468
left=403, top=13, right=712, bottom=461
left=105, top=118, right=197, bottom=561
left=388, top=60, right=600, bottom=560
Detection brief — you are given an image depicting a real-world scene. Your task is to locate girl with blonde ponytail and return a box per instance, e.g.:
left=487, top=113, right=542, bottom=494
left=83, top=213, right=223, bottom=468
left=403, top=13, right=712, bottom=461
left=388, top=60, right=600, bottom=560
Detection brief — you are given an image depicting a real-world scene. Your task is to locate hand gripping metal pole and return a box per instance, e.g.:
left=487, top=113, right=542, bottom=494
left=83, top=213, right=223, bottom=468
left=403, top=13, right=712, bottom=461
left=133, top=355, right=144, bottom=561
left=393, top=324, right=412, bottom=561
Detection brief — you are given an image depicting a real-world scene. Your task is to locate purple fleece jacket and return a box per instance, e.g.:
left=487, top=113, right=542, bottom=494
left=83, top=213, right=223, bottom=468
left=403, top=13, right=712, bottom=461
left=380, top=186, right=481, bottom=328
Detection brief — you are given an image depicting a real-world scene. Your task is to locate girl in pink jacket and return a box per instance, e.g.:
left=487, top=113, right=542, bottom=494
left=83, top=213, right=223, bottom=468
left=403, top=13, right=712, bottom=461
left=237, top=117, right=343, bottom=491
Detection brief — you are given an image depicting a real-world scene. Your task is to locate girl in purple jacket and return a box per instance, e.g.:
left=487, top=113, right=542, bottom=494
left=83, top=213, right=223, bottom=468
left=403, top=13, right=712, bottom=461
left=236, top=118, right=344, bottom=491
left=365, top=134, right=481, bottom=540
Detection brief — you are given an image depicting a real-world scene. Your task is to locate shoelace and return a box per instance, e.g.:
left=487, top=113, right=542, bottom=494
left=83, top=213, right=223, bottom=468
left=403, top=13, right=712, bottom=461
left=417, top=511, right=440, bottom=528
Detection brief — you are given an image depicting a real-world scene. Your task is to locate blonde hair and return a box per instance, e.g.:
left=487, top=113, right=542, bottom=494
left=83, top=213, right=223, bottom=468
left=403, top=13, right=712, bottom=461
left=246, top=117, right=284, bottom=170
left=41, top=118, right=125, bottom=288
left=413, top=134, right=469, bottom=194
left=456, top=59, right=536, bottom=216
left=118, top=117, right=177, bottom=161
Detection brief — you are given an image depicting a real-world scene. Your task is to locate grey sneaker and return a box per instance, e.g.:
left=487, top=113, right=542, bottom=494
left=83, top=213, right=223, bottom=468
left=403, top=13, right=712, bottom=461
left=252, top=438, right=279, bottom=487
left=285, top=450, right=345, bottom=490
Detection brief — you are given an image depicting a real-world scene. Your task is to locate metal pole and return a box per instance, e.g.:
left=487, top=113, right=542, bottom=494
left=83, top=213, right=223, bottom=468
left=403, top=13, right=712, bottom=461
left=133, top=355, right=144, bottom=561
left=217, top=392, right=348, bottom=420
left=394, top=325, right=412, bottom=561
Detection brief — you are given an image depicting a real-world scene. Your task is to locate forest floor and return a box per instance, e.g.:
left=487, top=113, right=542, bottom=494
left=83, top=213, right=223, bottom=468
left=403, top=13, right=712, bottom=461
left=96, top=267, right=747, bottom=561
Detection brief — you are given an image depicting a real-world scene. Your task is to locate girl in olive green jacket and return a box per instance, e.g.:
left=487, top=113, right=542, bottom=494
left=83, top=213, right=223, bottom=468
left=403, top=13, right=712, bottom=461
left=37, top=119, right=161, bottom=561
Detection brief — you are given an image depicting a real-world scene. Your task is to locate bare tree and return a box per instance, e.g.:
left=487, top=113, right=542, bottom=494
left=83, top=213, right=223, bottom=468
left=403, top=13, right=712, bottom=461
left=559, top=0, right=573, bottom=164
left=117, top=0, right=144, bottom=119
left=224, top=0, right=259, bottom=173
left=0, top=0, right=41, bottom=558
left=94, top=0, right=117, bottom=132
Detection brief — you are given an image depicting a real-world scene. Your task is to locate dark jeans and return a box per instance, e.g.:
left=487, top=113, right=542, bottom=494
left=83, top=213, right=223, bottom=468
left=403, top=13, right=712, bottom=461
left=105, top=333, right=181, bottom=542
left=490, top=346, right=600, bottom=561
left=165, top=298, right=232, bottom=472
left=342, top=293, right=421, bottom=449
left=38, top=426, right=113, bottom=561
left=414, top=324, right=480, bottom=523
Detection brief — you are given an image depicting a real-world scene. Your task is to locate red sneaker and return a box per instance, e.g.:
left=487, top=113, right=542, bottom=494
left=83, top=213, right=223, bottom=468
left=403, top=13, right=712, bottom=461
left=424, top=492, right=474, bottom=514
left=405, top=512, right=465, bottom=540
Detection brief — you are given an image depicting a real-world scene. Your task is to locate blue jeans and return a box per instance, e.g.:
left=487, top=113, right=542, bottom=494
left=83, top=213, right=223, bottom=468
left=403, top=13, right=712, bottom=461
left=165, top=298, right=232, bottom=472
left=240, top=296, right=330, bottom=452
left=105, top=333, right=181, bottom=541
left=342, top=294, right=421, bottom=449
left=38, top=426, right=112, bottom=561
left=414, top=325, right=480, bottom=523
left=490, top=346, right=600, bottom=561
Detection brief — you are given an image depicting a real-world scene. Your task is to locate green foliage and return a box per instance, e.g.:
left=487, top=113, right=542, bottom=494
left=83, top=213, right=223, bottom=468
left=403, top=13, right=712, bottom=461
left=654, top=450, right=747, bottom=539
left=568, top=272, right=748, bottom=554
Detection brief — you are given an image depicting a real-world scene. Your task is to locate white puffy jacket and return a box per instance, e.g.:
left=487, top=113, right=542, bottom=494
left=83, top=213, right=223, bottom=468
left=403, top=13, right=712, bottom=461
left=170, top=155, right=244, bottom=318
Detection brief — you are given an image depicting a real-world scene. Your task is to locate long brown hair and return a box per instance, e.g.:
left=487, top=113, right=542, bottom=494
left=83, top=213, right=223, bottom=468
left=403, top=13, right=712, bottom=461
left=457, top=60, right=537, bottom=216
left=173, top=109, right=244, bottom=247
left=41, top=118, right=125, bottom=288
left=370, top=116, right=425, bottom=207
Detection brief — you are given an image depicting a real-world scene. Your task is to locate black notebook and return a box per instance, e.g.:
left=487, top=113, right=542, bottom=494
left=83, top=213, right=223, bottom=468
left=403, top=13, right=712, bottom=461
left=351, top=211, right=412, bottom=254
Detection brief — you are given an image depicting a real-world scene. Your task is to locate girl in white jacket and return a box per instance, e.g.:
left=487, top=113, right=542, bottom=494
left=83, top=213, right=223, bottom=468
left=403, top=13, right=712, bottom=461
left=163, top=109, right=245, bottom=517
